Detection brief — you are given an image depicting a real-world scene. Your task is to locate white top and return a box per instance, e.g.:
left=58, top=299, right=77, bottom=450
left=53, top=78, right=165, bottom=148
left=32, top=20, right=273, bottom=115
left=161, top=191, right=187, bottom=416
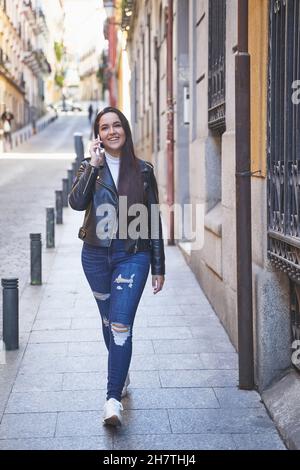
left=105, top=151, right=120, bottom=189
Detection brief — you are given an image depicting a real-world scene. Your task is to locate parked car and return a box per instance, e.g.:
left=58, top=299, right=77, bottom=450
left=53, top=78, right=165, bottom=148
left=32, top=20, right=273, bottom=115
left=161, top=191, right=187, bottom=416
left=53, top=100, right=82, bottom=112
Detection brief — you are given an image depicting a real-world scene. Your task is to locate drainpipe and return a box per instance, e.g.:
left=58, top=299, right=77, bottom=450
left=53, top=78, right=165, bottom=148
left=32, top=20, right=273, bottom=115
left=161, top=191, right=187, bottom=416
left=235, top=0, right=254, bottom=389
left=109, top=18, right=117, bottom=108
left=166, top=0, right=174, bottom=245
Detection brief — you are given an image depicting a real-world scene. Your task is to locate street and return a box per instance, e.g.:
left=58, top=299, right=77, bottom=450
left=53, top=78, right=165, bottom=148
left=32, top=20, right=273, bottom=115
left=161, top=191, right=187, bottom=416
left=0, top=113, right=92, bottom=337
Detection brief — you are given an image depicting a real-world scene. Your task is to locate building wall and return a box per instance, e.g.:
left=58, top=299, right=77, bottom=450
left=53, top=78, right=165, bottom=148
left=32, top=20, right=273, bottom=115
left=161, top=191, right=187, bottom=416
left=124, top=0, right=293, bottom=392
left=0, top=0, right=26, bottom=128
left=249, top=0, right=291, bottom=391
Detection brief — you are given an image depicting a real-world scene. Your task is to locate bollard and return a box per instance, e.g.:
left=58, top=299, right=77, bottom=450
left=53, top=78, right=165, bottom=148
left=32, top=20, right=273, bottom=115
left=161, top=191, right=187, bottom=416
left=55, top=190, right=63, bottom=224
left=72, top=161, right=77, bottom=177
left=62, top=178, right=69, bottom=207
left=46, top=207, right=55, bottom=248
left=74, top=132, right=84, bottom=160
left=30, top=233, right=42, bottom=285
left=1, top=278, right=19, bottom=350
left=67, top=169, right=74, bottom=194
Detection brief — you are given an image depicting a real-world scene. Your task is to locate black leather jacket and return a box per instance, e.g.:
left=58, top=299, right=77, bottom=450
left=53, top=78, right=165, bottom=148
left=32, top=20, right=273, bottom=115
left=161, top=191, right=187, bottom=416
left=69, top=157, right=165, bottom=275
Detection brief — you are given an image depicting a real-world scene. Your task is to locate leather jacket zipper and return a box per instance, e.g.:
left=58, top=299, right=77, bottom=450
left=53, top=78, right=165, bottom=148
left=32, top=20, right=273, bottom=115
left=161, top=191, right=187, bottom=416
left=83, top=166, right=97, bottom=195
left=98, top=179, right=119, bottom=247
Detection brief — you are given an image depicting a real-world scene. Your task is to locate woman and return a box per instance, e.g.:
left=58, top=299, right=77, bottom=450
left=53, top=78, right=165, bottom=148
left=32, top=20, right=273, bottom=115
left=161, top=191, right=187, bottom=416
left=69, top=107, right=165, bottom=427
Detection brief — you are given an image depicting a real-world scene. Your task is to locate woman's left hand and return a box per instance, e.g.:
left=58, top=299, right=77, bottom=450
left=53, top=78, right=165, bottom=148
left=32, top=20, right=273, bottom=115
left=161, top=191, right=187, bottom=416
left=152, top=275, right=165, bottom=294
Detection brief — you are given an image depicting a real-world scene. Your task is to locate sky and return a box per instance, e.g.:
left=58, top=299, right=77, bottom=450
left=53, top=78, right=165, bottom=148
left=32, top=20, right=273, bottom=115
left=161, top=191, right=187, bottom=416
left=63, top=0, right=106, bottom=56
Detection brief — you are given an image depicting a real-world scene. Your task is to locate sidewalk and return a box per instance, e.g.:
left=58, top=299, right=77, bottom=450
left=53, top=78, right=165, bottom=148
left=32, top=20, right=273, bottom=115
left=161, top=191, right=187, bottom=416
left=0, top=207, right=286, bottom=450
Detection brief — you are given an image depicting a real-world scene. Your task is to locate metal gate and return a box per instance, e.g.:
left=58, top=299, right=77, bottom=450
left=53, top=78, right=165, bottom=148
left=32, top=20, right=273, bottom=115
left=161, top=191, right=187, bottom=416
left=267, top=0, right=300, bottom=369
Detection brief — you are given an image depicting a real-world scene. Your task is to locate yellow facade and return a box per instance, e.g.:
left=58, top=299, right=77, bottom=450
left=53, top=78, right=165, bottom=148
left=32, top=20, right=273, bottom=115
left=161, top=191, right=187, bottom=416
left=249, top=0, right=269, bottom=178
left=0, top=9, right=24, bottom=126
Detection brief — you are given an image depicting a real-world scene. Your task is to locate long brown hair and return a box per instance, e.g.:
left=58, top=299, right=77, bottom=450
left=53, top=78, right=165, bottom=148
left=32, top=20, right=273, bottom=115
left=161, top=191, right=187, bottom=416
left=94, top=107, right=144, bottom=209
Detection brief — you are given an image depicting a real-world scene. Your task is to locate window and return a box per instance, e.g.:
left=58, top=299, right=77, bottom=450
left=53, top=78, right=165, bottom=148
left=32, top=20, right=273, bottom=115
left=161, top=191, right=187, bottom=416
left=208, top=0, right=226, bottom=133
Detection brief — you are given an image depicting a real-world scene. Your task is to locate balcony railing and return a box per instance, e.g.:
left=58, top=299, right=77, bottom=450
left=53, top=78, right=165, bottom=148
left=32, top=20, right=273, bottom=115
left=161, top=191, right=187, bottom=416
left=267, top=0, right=300, bottom=283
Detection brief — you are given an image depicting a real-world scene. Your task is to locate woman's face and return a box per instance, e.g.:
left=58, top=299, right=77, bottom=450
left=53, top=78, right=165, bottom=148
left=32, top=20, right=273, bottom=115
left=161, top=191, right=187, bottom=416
left=98, top=112, right=126, bottom=156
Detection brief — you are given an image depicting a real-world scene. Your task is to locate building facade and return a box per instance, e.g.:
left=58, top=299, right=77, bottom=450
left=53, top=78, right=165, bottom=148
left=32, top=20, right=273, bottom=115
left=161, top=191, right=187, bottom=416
left=0, top=0, right=52, bottom=130
left=116, top=0, right=300, bottom=445
left=42, top=0, right=65, bottom=106
left=78, top=46, right=102, bottom=102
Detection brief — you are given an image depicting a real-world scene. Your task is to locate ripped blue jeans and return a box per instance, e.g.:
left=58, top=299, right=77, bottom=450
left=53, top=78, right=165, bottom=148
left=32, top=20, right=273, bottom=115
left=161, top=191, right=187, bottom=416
left=81, top=238, right=151, bottom=401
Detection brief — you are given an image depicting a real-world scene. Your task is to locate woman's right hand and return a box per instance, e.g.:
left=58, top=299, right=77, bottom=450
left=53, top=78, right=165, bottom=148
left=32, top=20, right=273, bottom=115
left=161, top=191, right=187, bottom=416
left=89, top=136, right=105, bottom=167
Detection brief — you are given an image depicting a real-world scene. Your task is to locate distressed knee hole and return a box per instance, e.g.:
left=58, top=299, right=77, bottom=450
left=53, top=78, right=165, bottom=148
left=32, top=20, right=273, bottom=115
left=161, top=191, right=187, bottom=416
left=114, top=273, right=135, bottom=290
left=93, top=291, right=110, bottom=301
left=103, top=317, right=109, bottom=327
left=111, top=323, right=131, bottom=346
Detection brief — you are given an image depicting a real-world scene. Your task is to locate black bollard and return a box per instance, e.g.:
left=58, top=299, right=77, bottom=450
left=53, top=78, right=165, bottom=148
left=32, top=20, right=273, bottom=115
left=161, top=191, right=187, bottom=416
left=55, top=190, right=63, bottom=224
left=62, top=178, right=68, bottom=207
left=30, top=233, right=42, bottom=285
left=67, top=169, right=74, bottom=194
left=46, top=207, right=55, bottom=248
left=74, top=132, right=84, bottom=160
left=72, top=161, right=77, bottom=177
left=1, top=278, right=19, bottom=350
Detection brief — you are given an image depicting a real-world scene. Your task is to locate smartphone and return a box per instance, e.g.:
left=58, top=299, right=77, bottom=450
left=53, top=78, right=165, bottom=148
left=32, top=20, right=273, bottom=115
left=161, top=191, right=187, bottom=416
left=96, top=134, right=104, bottom=154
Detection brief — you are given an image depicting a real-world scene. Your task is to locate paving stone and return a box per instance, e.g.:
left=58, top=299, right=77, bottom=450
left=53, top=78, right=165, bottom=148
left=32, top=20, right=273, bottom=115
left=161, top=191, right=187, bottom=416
left=188, top=326, right=230, bottom=341
left=214, top=387, right=264, bottom=408
left=39, top=297, right=76, bottom=310
left=134, top=326, right=192, bottom=340
left=0, top=436, right=113, bottom=450
left=67, top=341, right=108, bottom=356
left=62, top=370, right=161, bottom=391
left=180, top=305, right=215, bottom=316
left=137, top=305, right=184, bottom=316
left=24, top=343, right=68, bottom=357
left=5, top=390, right=106, bottom=413
left=113, top=433, right=236, bottom=450
left=55, top=410, right=108, bottom=437
left=159, top=370, right=238, bottom=388
left=122, top=387, right=219, bottom=409
left=32, top=319, right=72, bottom=331
left=67, top=340, right=155, bottom=356
left=141, top=296, right=205, bottom=307
left=37, top=308, right=98, bottom=319
left=114, top=409, right=171, bottom=435
left=71, top=318, right=105, bottom=330
left=146, top=316, right=189, bottom=327
left=131, top=354, right=202, bottom=371
left=13, top=373, right=63, bottom=392
left=0, top=413, right=57, bottom=439
left=231, top=432, right=286, bottom=450
left=153, top=339, right=221, bottom=354
left=168, top=408, right=276, bottom=434
left=199, top=352, right=238, bottom=369
left=29, top=329, right=102, bottom=343
left=20, top=355, right=106, bottom=374
left=62, top=372, right=107, bottom=391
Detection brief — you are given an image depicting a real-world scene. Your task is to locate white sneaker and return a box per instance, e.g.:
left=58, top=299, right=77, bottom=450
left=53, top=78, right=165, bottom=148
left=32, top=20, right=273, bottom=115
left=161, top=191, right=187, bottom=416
left=103, top=398, right=123, bottom=426
left=121, top=373, right=130, bottom=398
